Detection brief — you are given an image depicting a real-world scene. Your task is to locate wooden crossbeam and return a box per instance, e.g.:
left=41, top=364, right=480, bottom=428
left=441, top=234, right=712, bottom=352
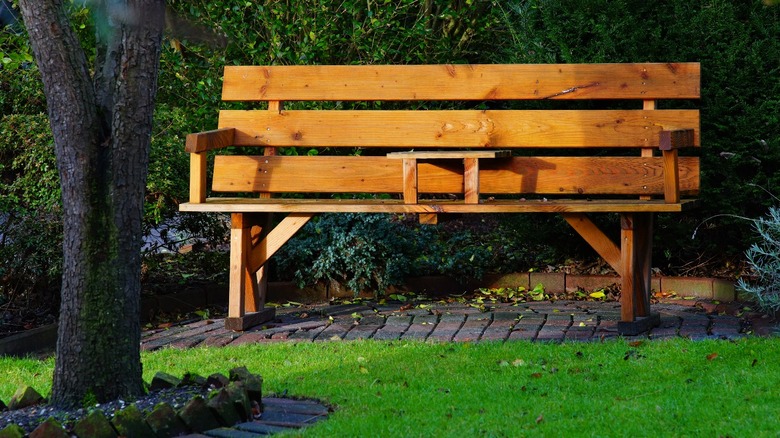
left=181, top=198, right=701, bottom=214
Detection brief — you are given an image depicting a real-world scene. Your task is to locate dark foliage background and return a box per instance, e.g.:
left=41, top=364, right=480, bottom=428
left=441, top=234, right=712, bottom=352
left=1, top=0, right=778, bottom=300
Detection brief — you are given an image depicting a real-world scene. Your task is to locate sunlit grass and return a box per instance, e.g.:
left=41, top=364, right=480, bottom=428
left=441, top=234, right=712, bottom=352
left=2, top=338, right=779, bottom=436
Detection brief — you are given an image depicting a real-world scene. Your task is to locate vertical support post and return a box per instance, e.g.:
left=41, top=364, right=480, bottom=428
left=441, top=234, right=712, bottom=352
left=261, top=101, right=282, bottom=199
left=226, top=213, right=275, bottom=331
left=634, top=213, right=654, bottom=317
left=253, top=213, right=275, bottom=310
left=618, top=213, right=660, bottom=335
left=661, top=146, right=681, bottom=203
left=464, top=157, right=479, bottom=204
left=640, top=100, right=656, bottom=201
left=402, top=158, right=418, bottom=204
left=189, top=152, right=207, bottom=203
left=620, top=213, right=637, bottom=323
left=229, top=213, right=253, bottom=319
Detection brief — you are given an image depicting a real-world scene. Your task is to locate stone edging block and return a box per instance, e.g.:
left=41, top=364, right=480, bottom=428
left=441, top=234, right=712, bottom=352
left=0, top=367, right=264, bottom=438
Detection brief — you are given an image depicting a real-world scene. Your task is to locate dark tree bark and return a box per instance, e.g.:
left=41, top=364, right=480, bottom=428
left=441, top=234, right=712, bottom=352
left=18, top=0, right=164, bottom=408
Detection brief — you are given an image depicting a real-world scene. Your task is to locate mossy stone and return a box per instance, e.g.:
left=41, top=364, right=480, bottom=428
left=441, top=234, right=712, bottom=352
left=178, top=396, right=220, bottom=432
left=145, top=402, right=188, bottom=438
left=207, top=388, right=241, bottom=426
left=149, top=371, right=182, bottom=391
left=111, top=404, right=155, bottom=438
left=226, top=381, right=251, bottom=421
left=0, top=424, right=25, bottom=438
left=179, top=372, right=207, bottom=388
left=206, top=373, right=229, bottom=389
left=29, top=418, right=68, bottom=438
left=72, top=410, right=118, bottom=438
left=8, top=386, right=44, bottom=410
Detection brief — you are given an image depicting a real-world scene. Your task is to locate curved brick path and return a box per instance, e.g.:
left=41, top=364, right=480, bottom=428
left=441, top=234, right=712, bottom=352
left=141, top=299, right=752, bottom=351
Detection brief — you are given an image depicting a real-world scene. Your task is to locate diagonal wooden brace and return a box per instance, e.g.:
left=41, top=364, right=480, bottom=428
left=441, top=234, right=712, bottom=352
left=226, top=212, right=313, bottom=331
left=563, top=212, right=660, bottom=335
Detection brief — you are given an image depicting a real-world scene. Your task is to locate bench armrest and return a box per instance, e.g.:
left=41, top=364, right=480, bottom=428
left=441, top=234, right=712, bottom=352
left=659, top=129, right=695, bottom=151
left=659, top=129, right=694, bottom=203
left=185, top=128, right=236, bottom=203
left=185, top=128, right=235, bottom=153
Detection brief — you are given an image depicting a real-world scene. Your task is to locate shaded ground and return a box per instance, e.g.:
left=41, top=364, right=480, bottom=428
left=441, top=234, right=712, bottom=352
left=141, top=297, right=777, bottom=352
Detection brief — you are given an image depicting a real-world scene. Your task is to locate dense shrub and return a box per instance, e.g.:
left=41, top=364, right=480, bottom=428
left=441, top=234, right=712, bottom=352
left=274, top=214, right=571, bottom=293
left=0, top=114, right=61, bottom=306
left=737, top=207, right=780, bottom=313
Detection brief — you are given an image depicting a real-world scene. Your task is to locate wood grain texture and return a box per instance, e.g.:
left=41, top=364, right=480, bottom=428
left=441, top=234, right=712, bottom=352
left=659, top=129, right=696, bottom=151
left=247, top=213, right=313, bottom=274
left=186, top=128, right=235, bottom=153
left=663, top=149, right=681, bottom=203
left=562, top=213, right=622, bottom=276
left=211, top=155, right=700, bottom=196
left=189, top=152, right=207, bottom=203
left=222, top=63, right=700, bottom=101
left=229, top=214, right=250, bottom=318
left=620, top=214, right=637, bottom=322
left=402, top=158, right=418, bottom=204
left=387, top=150, right=511, bottom=159
left=180, top=198, right=700, bottom=214
left=464, top=157, right=479, bottom=204
left=218, top=109, right=700, bottom=148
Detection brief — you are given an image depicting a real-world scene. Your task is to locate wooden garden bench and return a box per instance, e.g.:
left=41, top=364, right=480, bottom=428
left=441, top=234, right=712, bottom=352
left=179, top=63, right=701, bottom=335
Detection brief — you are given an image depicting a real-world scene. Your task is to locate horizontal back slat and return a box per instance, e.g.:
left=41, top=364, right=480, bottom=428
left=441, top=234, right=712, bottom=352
left=222, top=63, right=700, bottom=101
left=213, top=156, right=699, bottom=196
left=218, top=109, right=699, bottom=148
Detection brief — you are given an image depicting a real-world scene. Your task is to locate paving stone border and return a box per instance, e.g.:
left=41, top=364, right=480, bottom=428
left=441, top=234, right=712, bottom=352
left=140, top=298, right=755, bottom=353
left=0, top=368, right=329, bottom=437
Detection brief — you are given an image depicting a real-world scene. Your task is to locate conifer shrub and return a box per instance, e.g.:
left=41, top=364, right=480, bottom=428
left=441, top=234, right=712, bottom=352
left=737, top=207, right=780, bottom=313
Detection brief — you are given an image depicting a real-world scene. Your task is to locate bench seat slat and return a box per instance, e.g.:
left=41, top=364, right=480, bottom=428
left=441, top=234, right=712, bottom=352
left=219, top=110, right=699, bottom=149
left=212, top=155, right=700, bottom=196
left=222, top=64, right=700, bottom=101
left=180, top=198, right=700, bottom=214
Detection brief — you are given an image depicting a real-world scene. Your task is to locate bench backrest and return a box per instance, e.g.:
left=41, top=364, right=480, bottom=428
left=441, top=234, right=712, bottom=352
left=187, top=63, right=700, bottom=202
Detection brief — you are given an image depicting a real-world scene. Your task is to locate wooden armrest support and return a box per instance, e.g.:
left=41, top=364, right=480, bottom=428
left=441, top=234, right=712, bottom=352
left=186, top=128, right=236, bottom=153
left=659, top=129, right=695, bottom=151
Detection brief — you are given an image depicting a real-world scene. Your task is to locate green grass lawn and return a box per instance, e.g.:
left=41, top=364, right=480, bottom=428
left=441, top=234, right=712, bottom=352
left=2, top=338, right=779, bottom=436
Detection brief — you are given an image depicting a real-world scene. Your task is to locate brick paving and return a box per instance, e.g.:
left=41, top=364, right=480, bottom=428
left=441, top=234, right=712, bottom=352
left=141, top=298, right=758, bottom=352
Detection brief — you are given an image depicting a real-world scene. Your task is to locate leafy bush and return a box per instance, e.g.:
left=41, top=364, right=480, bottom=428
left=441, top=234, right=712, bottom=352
left=0, top=114, right=61, bottom=306
left=737, top=207, right=780, bottom=313
left=274, top=214, right=573, bottom=294
left=275, top=214, right=434, bottom=293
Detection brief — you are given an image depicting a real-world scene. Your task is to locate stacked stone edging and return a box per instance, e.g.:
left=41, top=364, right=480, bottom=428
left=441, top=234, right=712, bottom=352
left=0, top=367, right=271, bottom=437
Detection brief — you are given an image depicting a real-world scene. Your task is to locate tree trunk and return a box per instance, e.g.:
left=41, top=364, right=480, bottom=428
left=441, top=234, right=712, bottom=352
left=19, top=0, right=164, bottom=408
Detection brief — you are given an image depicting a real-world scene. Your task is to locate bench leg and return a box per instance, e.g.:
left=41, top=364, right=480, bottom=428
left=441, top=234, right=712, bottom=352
left=617, top=213, right=660, bottom=336
left=226, top=213, right=275, bottom=331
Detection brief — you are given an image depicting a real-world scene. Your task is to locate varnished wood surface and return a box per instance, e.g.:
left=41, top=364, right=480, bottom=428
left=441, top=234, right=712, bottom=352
left=211, top=155, right=700, bottom=195
left=222, top=63, right=700, bottom=101
left=218, top=109, right=700, bottom=148
left=387, top=150, right=512, bottom=159
left=180, top=198, right=700, bottom=214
